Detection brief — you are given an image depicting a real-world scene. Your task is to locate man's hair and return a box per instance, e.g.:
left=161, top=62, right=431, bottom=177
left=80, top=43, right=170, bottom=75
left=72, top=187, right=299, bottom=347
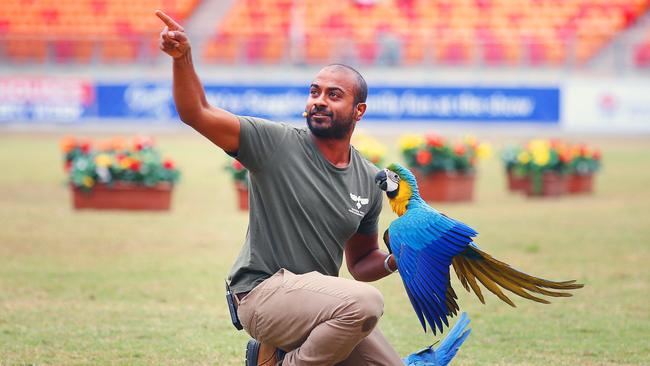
left=326, top=64, right=368, bottom=105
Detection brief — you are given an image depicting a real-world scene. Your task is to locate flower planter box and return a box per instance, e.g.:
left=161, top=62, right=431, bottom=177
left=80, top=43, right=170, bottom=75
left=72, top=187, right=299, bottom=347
left=71, top=182, right=172, bottom=210
left=234, top=182, right=249, bottom=211
left=567, top=173, right=594, bottom=194
left=525, top=172, right=567, bottom=197
left=507, top=171, right=530, bottom=192
left=414, top=170, right=475, bottom=202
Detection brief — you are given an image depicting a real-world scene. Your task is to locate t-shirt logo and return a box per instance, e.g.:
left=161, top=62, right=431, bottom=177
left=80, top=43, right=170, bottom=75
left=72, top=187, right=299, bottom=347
left=349, top=193, right=369, bottom=217
left=350, top=193, right=369, bottom=209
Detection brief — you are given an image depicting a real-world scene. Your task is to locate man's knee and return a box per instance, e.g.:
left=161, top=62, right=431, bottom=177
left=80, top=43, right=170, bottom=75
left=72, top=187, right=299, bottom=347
left=348, top=284, right=384, bottom=331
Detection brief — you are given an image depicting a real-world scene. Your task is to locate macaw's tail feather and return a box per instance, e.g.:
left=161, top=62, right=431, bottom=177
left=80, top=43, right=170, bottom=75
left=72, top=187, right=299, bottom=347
left=452, top=246, right=584, bottom=307
left=434, top=312, right=471, bottom=366
left=402, top=312, right=471, bottom=366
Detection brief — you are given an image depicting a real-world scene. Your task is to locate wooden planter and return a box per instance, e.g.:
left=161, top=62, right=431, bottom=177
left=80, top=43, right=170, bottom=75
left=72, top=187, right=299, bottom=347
left=567, top=173, right=594, bottom=194
left=71, top=182, right=172, bottom=210
left=507, top=171, right=530, bottom=192
left=413, top=170, right=475, bottom=202
left=525, top=172, right=567, bottom=197
left=234, top=182, right=249, bottom=211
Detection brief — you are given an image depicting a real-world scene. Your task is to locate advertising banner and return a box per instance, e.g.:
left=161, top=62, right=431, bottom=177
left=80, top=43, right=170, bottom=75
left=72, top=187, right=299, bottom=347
left=564, top=79, right=650, bottom=131
left=0, top=77, right=95, bottom=122
left=0, top=78, right=560, bottom=124
left=94, top=83, right=560, bottom=123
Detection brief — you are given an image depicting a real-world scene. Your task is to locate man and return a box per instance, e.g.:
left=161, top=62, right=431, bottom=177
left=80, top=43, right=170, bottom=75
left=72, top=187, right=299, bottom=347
left=156, top=10, right=401, bottom=366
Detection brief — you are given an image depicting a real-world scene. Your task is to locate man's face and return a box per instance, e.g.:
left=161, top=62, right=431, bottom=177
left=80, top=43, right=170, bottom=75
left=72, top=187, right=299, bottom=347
left=305, top=67, right=359, bottom=139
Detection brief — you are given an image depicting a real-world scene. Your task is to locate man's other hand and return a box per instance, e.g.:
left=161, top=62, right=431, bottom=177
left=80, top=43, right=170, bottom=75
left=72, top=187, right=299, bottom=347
left=155, top=10, right=190, bottom=59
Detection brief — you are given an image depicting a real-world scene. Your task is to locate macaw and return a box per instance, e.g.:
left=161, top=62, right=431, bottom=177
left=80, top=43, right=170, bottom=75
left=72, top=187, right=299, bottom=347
left=403, top=312, right=471, bottom=366
left=375, top=163, right=583, bottom=334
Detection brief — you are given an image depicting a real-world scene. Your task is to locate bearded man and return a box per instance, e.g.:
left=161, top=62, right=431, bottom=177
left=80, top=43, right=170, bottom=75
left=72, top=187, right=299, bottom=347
left=156, top=10, right=401, bottom=366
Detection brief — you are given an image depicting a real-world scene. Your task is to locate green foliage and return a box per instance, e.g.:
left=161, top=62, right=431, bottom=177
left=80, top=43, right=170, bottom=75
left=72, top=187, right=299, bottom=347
left=224, top=159, right=248, bottom=184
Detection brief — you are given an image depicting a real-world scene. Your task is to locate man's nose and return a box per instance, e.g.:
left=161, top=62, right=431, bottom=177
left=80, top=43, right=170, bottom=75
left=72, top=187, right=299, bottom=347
left=313, top=93, right=328, bottom=108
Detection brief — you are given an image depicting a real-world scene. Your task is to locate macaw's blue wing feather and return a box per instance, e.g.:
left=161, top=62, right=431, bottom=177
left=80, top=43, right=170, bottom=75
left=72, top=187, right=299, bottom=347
left=389, top=207, right=477, bottom=334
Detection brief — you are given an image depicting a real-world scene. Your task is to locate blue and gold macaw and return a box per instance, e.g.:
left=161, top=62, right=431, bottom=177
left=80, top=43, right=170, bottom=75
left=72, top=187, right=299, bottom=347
left=375, top=163, right=583, bottom=334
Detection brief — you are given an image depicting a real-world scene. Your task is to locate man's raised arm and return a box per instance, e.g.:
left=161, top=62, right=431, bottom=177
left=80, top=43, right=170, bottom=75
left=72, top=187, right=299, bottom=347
left=155, top=10, right=240, bottom=152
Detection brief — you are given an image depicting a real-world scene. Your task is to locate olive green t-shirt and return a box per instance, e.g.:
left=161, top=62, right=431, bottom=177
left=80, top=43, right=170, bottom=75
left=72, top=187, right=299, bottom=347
left=227, top=116, right=383, bottom=294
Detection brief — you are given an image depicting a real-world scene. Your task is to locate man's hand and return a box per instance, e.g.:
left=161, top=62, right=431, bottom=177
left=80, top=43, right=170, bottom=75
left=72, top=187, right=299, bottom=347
left=155, top=10, right=190, bottom=59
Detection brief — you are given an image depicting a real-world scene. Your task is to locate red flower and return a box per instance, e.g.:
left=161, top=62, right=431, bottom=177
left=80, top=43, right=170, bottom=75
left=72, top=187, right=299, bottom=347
left=64, top=160, right=72, bottom=172
left=133, top=136, right=153, bottom=151
left=592, top=149, right=601, bottom=160
left=454, top=143, right=466, bottom=156
left=80, top=141, right=91, bottom=154
left=549, top=138, right=562, bottom=149
left=129, top=160, right=141, bottom=172
left=232, top=160, right=244, bottom=171
left=559, top=151, right=572, bottom=164
left=426, top=134, right=445, bottom=148
left=163, top=159, right=175, bottom=170
left=578, top=144, right=588, bottom=157
left=416, top=150, right=432, bottom=165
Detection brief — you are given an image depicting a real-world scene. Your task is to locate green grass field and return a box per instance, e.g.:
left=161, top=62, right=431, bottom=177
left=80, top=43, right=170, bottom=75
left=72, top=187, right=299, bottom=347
left=1, top=131, right=649, bottom=365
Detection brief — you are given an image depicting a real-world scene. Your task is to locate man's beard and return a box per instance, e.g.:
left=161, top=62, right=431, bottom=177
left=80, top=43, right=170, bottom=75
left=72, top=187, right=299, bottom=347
left=306, top=108, right=355, bottom=139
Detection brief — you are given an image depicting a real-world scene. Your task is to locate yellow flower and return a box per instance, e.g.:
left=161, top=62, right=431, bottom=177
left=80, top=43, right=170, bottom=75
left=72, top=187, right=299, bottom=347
left=119, top=157, right=132, bottom=169
left=517, top=151, right=531, bottom=164
left=532, top=149, right=551, bottom=166
left=82, top=176, right=94, bottom=188
left=528, top=139, right=550, bottom=152
left=353, top=134, right=386, bottom=163
left=95, top=154, right=112, bottom=168
left=476, top=142, right=493, bottom=160
left=463, top=135, right=478, bottom=148
left=398, top=134, right=425, bottom=151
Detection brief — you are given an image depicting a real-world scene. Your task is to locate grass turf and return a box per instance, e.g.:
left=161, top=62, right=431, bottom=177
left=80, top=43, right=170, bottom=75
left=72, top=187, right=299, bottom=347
left=0, top=132, right=648, bottom=365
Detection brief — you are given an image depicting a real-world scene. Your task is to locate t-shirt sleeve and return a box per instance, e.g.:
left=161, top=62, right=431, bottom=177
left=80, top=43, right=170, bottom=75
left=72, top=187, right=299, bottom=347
left=233, top=116, right=290, bottom=172
left=356, top=183, right=383, bottom=235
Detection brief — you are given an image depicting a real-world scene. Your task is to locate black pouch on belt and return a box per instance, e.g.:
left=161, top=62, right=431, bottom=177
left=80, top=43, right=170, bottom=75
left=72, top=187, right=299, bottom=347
left=225, top=280, right=243, bottom=330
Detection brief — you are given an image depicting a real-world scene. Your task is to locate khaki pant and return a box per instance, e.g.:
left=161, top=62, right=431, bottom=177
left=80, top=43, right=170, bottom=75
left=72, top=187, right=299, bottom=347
left=237, top=269, right=403, bottom=366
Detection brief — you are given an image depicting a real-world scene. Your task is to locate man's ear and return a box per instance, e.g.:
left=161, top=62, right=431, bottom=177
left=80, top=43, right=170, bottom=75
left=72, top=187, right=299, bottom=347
left=355, top=103, right=367, bottom=121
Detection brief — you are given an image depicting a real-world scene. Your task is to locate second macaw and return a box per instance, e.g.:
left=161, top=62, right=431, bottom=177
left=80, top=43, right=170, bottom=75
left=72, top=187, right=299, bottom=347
left=375, top=163, right=583, bottom=334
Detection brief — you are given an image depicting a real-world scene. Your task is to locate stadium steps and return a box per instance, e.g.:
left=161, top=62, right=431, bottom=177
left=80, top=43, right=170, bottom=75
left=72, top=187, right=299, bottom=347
left=587, top=8, right=650, bottom=69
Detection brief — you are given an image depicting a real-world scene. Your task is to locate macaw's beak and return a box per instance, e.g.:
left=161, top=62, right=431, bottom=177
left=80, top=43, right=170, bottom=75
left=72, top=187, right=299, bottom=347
left=375, top=169, right=399, bottom=198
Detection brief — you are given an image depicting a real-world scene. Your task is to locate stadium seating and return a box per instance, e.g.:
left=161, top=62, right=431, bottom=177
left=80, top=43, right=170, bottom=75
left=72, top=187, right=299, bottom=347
left=634, top=30, right=650, bottom=67
left=0, top=0, right=200, bottom=63
left=203, top=0, right=650, bottom=67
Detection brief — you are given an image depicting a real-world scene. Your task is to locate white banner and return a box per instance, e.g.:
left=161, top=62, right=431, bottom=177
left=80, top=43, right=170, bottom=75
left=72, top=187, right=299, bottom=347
left=564, top=78, right=650, bottom=132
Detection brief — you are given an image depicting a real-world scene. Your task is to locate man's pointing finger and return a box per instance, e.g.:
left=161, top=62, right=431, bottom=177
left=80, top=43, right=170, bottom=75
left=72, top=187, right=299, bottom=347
left=155, top=10, right=183, bottom=31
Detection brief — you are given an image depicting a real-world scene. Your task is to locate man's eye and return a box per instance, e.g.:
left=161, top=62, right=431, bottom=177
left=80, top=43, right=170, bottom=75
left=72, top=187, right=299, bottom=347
left=329, top=92, right=339, bottom=98
left=310, top=90, right=318, bottom=96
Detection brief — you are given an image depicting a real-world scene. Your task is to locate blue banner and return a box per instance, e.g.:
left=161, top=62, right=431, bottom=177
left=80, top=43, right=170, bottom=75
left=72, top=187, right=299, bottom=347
left=96, top=83, right=559, bottom=123
left=1, top=78, right=560, bottom=123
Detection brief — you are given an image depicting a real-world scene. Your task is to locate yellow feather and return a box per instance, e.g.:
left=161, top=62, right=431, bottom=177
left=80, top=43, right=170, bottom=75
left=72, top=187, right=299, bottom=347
left=388, top=180, right=413, bottom=217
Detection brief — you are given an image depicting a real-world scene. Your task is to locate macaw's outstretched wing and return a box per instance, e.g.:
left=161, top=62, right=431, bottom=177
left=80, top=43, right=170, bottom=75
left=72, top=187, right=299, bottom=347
left=451, top=245, right=584, bottom=307
left=388, top=208, right=478, bottom=334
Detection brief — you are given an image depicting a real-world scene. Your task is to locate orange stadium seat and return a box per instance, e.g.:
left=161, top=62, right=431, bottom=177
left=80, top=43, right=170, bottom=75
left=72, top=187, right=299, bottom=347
left=2, top=0, right=649, bottom=66
left=201, top=0, right=650, bottom=67
left=1, top=0, right=201, bottom=63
